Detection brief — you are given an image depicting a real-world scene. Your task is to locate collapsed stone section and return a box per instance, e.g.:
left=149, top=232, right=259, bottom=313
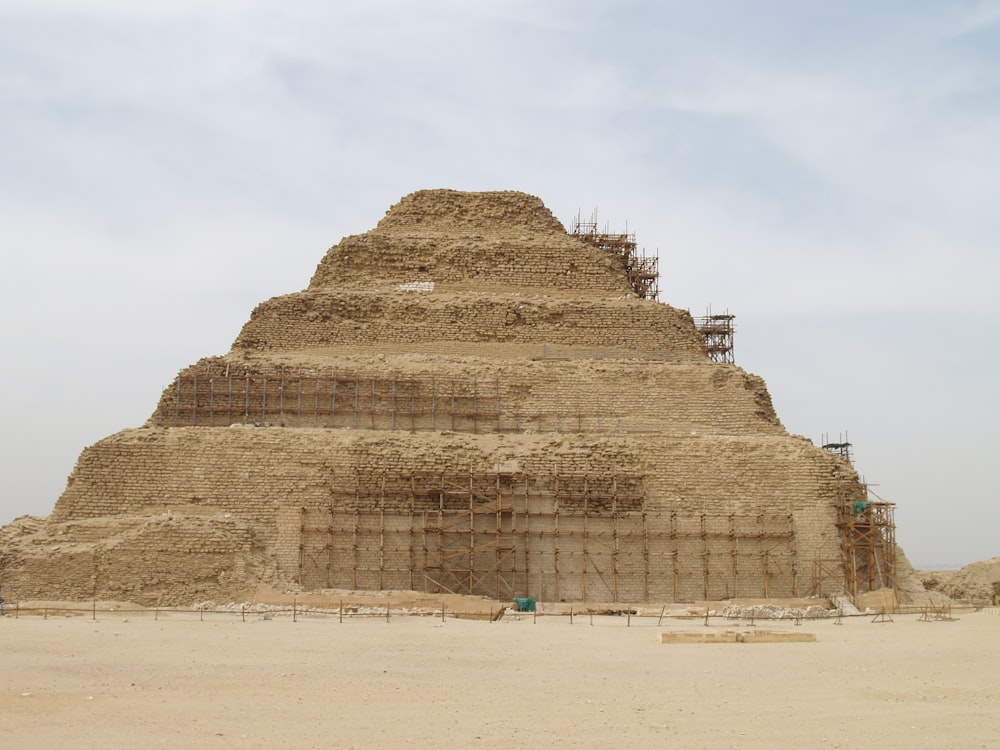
left=0, top=188, right=877, bottom=605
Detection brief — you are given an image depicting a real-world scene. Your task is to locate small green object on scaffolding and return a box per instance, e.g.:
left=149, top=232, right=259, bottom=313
left=513, top=597, right=536, bottom=612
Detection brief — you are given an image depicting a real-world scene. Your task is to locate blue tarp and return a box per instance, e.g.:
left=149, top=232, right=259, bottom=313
left=513, top=597, right=536, bottom=612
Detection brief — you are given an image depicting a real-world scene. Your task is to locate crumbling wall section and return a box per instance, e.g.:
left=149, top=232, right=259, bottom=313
left=309, top=189, right=634, bottom=294
left=311, top=233, right=631, bottom=294
left=46, top=428, right=848, bottom=602
left=151, top=360, right=782, bottom=436
left=233, top=292, right=706, bottom=356
left=1, top=515, right=263, bottom=606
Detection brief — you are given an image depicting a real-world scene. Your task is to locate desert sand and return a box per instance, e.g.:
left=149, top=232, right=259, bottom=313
left=2, top=604, right=997, bottom=749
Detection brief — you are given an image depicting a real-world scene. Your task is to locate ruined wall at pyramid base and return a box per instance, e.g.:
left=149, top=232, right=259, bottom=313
left=0, top=426, right=855, bottom=605
left=0, top=515, right=266, bottom=605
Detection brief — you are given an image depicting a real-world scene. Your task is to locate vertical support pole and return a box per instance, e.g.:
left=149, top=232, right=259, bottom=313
left=353, top=375, right=359, bottom=429
left=468, top=474, right=475, bottom=595
left=278, top=369, right=284, bottom=425
left=643, top=510, right=651, bottom=602
left=314, top=375, right=320, bottom=426
left=612, top=476, right=619, bottom=602
left=352, top=508, right=359, bottom=590
left=174, top=374, right=181, bottom=426
left=671, top=511, right=678, bottom=602
left=523, top=474, right=531, bottom=600
left=192, top=373, right=198, bottom=426
left=241, top=371, right=250, bottom=424
left=331, top=375, right=338, bottom=428
left=326, top=506, right=334, bottom=589
left=208, top=376, right=214, bottom=426
left=701, top=514, right=709, bottom=600
left=790, top=514, right=798, bottom=597
left=582, top=475, right=588, bottom=602
left=261, top=374, right=268, bottom=425
left=409, top=477, right=416, bottom=591
left=378, top=476, right=386, bottom=591
left=759, top=513, right=768, bottom=599
left=379, top=505, right=386, bottom=591
left=730, top=513, right=739, bottom=600
left=553, top=475, right=561, bottom=602
left=472, top=378, right=478, bottom=434
left=227, top=371, right=233, bottom=426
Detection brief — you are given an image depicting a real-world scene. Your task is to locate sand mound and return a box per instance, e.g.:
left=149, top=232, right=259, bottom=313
left=917, top=557, right=1000, bottom=602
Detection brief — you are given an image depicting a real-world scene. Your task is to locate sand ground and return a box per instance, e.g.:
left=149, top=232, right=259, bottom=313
left=2, top=607, right=997, bottom=749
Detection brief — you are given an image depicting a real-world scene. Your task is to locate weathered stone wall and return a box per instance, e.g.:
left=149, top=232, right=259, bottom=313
left=152, top=359, right=782, bottom=437
left=311, top=234, right=631, bottom=295
left=309, top=189, right=630, bottom=294
left=233, top=292, right=705, bottom=355
left=0, top=515, right=264, bottom=605
left=40, top=428, right=846, bottom=602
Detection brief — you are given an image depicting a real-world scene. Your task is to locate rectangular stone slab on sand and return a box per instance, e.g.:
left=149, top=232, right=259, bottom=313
left=661, top=630, right=816, bottom=643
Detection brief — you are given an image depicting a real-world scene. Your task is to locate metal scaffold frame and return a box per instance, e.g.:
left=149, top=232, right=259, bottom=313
left=835, top=480, right=897, bottom=600
left=821, top=432, right=854, bottom=464
left=158, top=366, right=627, bottom=435
left=696, top=309, right=736, bottom=364
left=571, top=211, right=659, bottom=300
left=293, top=471, right=799, bottom=602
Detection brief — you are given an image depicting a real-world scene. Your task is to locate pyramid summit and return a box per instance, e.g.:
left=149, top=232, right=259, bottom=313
left=0, top=189, right=896, bottom=605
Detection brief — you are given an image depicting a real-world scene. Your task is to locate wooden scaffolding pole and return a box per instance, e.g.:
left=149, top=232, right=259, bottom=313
left=553, top=474, right=561, bottom=602
left=611, top=476, right=620, bottom=602
left=582, top=474, right=589, bottom=602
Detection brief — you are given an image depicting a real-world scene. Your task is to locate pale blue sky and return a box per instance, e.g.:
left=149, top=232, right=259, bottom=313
left=1, top=0, right=998, bottom=568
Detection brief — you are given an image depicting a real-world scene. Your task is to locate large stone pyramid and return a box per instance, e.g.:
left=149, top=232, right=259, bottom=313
left=0, top=190, right=895, bottom=605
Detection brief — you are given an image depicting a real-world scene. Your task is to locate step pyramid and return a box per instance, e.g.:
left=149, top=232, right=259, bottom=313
left=0, top=189, right=889, bottom=605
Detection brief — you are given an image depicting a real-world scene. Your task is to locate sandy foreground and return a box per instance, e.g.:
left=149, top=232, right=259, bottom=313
left=2, top=606, right=998, bottom=749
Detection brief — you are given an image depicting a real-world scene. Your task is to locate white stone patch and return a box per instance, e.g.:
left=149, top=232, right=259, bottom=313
left=396, top=281, right=435, bottom=292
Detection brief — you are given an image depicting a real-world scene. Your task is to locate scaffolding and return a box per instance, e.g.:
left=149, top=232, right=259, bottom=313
left=293, top=471, right=798, bottom=602
left=696, top=310, right=735, bottom=364
left=835, top=480, right=897, bottom=600
left=822, top=433, right=853, bottom=464
left=158, top=367, right=626, bottom=435
left=571, top=212, right=659, bottom=300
